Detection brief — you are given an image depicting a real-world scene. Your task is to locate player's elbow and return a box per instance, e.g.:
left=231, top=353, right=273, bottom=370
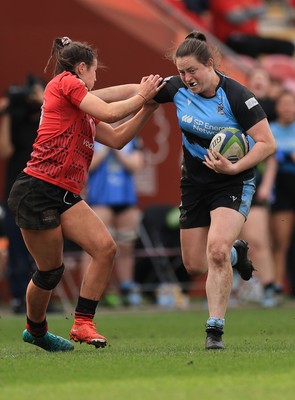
left=112, top=141, right=125, bottom=150
left=268, top=137, right=277, bottom=156
left=100, top=112, right=119, bottom=124
left=101, top=104, right=125, bottom=124
left=103, top=111, right=121, bottom=124
left=105, top=137, right=125, bottom=150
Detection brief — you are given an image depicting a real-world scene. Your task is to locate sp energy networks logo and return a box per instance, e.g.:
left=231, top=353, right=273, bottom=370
left=182, top=115, right=193, bottom=123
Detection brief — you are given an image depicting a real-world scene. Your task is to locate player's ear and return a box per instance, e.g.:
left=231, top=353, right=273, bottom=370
left=206, top=58, right=214, bottom=68
left=76, top=62, right=86, bottom=76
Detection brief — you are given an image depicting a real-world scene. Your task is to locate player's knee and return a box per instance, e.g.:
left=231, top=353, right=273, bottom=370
left=116, top=228, right=137, bottom=243
left=106, top=238, right=117, bottom=260
left=32, top=264, right=65, bottom=290
left=93, top=236, right=117, bottom=261
left=208, top=244, right=229, bottom=269
left=183, top=256, right=207, bottom=276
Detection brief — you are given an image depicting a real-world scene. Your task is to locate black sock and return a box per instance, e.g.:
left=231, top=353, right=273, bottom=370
left=75, top=296, right=98, bottom=319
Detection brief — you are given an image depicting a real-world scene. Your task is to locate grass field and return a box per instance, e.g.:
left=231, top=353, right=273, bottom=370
left=1, top=305, right=295, bottom=400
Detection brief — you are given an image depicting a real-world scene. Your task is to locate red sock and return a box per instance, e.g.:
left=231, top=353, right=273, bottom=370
left=74, top=312, right=94, bottom=321
left=26, top=317, right=48, bottom=337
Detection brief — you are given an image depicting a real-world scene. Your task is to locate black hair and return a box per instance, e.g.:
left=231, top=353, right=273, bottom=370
left=173, top=31, right=220, bottom=68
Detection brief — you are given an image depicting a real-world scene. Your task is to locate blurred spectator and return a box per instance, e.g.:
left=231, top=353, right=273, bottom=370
left=270, top=89, right=295, bottom=299
left=183, top=0, right=209, bottom=14
left=240, top=155, right=277, bottom=307
left=268, top=77, right=284, bottom=102
left=0, top=76, right=43, bottom=313
left=181, top=0, right=212, bottom=30
left=238, top=66, right=278, bottom=307
left=209, top=0, right=294, bottom=58
left=83, top=131, right=145, bottom=307
left=0, top=75, right=61, bottom=313
left=246, top=67, right=278, bottom=122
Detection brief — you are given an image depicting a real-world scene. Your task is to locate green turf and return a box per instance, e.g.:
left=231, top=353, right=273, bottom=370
left=1, top=306, right=295, bottom=400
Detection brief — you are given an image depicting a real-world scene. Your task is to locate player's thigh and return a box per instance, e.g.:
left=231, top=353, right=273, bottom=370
left=91, top=205, right=114, bottom=227
left=180, top=226, right=208, bottom=273
left=20, top=226, right=64, bottom=270
left=61, top=200, right=116, bottom=257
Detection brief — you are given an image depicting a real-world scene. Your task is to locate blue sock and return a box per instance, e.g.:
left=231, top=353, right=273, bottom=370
left=230, top=247, right=238, bottom=266
left=206, top=317, right=225, bottom=330
left=232, top=270, right=240, bottom=291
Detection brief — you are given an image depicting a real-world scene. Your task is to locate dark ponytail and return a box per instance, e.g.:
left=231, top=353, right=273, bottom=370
left=44, top=36, right=101, bottom=76
left=174, top=30, right=220, bottom=68
left=185, top=31, right=207, bottom=43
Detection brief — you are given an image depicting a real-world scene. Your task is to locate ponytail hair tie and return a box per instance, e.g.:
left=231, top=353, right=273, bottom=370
left=61, top=36, right=72, bottom=46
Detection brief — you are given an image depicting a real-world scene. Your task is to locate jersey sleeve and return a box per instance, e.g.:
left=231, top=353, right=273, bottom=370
left=59, top=73, right=88, bottom=108
left=154, top=76, right=183, bottom=103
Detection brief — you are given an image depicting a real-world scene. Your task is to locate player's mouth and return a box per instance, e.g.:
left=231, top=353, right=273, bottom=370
left=188, top=82, right=198, bottom=87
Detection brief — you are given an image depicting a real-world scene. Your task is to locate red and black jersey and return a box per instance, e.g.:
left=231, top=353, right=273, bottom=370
left=24, top=71, right=99, bottom=194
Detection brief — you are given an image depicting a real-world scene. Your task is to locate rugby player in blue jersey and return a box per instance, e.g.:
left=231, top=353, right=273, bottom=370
left=153, top=31, right=276, bottom=349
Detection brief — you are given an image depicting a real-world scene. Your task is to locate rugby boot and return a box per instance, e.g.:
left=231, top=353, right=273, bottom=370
left=23, top=329, right=74, bottom=352
left=233, top=239, right=255, bottom=281
left=205, top=328, right=225, bottom=350
left=70, top=318, right=107, bottom=348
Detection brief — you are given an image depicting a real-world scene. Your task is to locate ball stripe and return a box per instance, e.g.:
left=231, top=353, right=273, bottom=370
left=209, top=129, right=249, bottom=163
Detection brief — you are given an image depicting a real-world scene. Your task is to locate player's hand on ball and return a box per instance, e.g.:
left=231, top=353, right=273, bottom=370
left=203, top=149, right=238, bottom=175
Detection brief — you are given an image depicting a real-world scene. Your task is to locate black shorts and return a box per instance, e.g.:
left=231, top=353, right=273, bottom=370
left=8, top=172, right=82, bottom=230
left=179, top=175, right=256, bottom=229
left=271, top=172, right=295, bottom=212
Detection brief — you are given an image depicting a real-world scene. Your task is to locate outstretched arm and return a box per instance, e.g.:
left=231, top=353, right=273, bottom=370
left=94, top=102, right=159, bottom=149
left=80, top=75, right=164, bottom=123
left=91, top=84, right=139, bottom=102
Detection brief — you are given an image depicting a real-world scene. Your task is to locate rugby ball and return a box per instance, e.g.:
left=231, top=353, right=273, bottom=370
left=209, top=128, right=249, bottom=163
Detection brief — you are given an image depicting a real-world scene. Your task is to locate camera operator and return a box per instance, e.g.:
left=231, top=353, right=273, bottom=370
left=0, top=75, right=48, bottom=313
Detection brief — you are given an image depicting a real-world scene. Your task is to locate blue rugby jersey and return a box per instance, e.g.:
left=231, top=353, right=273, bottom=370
left=87, top=138, right=141, bottom=206
left=270, top=121, right=295, bottom=175
left=154, top=71, right=266, bottom=185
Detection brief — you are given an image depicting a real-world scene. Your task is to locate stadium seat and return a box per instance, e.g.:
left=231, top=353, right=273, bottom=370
left=260, top=54, right=295, bottom=80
